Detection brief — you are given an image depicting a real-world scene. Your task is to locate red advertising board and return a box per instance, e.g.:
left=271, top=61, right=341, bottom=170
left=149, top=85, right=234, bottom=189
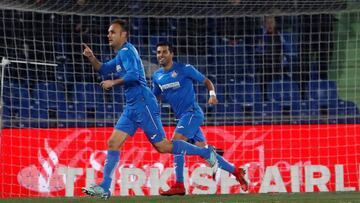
left=0, top=125, right=359, bottom=197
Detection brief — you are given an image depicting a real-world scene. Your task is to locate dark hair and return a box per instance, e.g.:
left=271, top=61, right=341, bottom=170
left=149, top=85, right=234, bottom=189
left=111, top=19, right=129, bottom=32
left=156, top=42, right=174, bottom=53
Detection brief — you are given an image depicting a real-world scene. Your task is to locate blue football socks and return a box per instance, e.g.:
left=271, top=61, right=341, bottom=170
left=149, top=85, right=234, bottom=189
left=100, top=150, right=120, bottom=191
left=174, top=154, right=185, bottom=183
left=172, top=140, right=209, bottom=159
left=216, top=154, right=235, bottom=173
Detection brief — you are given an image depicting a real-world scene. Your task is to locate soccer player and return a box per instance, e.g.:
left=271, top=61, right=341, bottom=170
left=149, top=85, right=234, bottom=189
left=152, top=42, right=248, bottom=196
left=81, top=19, right=219, bottom=199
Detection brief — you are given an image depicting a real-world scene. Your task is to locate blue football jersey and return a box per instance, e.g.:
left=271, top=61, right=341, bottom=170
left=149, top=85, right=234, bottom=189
left=152, top=62, right=205, bottom=118
left=98, top=42, right=153, bottom=106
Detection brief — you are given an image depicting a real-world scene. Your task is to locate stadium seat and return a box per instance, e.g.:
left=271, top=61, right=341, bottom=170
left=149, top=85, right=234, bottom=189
left=308, top=80, right=338, bottom=102
left=9, top=83, right=32, bottom=119
left=74, top=82, right=105, bottom=109
left=227, top=76, right=261, bottom=120
left=107, top=85, right=124, bottom=104
left=32, top=82, right=66, bottom=109
left=214, top=37, right=247, bottom=75
left=309, top=62, right=321, bottom=81
left=282, top=32, right=299, bottom=61
left=94, top=85, right=123, bottom=125
left=253, top=102, right=282, bottom=124
left=2, top=82, right=12, bottom=114
left=335, top=100, right=360, bottom=123
left=266, top=80, right=301, bottom=118
left=308, top=80, right=338, bottom=116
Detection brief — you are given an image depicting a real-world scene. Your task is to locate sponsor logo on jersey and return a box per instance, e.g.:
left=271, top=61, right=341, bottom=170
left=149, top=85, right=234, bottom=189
left=159, top=81, right=181, bottom=91
left=116, top=65, right=122, bottom=72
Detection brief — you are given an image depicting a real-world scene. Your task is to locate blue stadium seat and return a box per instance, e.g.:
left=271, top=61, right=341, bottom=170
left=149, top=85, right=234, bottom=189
left=338, top=100, right=359, bottom=115
left=129, top=17, right=142, bottom=36
left=129, top=36, right=143, bottom=49
left=299, top=101, right=321, bottom=124
left=86, top=83, right=105, bottom=104
left=214, top=37, right=247, bottom=75
left=31, top=82, right=75, bottom=127
left=6, top=83, right=40, bottom=127
left=335, top=100, right=360, bottom=123
left=227, top=76, right=261, bottom=119
left=233, top=81, right=261, bottom=105
left=95, top=103, right=121, bottom=121
left=308, top=80, right=338, bottom=116
left=2, top=82, right=13, bottom=115
left=96, top=85, right=123, bottom=123
left=107, top=85, right=124, bottom=104
left=30, top=103, right=48, bottom=119
left=267, top=80, right=301, bottom=117
left=32, top=82, right=66, bottom=109
left=9, top=83, right=32, bottom=119
left=282, top=32, right=299, bottom=60
left=254, top=102, right=282, bottom=124
left=2, top=104, right=12, bottom=126
left=308, top=80, right=338, bottom=102
left=74, top=83, right=105, bottom=110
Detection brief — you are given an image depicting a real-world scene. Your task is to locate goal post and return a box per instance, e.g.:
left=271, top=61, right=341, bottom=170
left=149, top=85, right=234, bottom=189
left=1, top=0, right=360, bottom=198
left=0, top=58, right=8, bottom=131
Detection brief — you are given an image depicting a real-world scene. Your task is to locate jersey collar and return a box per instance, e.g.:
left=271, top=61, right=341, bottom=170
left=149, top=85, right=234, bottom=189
left=163, top=62, right=176, bottom=73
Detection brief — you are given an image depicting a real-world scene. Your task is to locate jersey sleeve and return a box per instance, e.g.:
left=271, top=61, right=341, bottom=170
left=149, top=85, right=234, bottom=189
left=184, top=64, right=206, bottom=83
left=152, top=75, right=162, bottom=97
left=98, top=58, right=117, bottom=76
left=120, top=50, right=140, bottom=84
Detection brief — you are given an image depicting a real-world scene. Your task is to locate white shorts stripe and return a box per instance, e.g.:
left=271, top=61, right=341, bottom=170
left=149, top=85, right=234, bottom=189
left=145, top=105, right=158, bottom=130
left=188, top=114, right=194, bottom=125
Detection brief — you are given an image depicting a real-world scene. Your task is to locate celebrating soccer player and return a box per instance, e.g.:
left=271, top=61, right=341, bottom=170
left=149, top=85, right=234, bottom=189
left=81, top=19, right=219, bottom=199
left=152, top=42, right=248, bottom=196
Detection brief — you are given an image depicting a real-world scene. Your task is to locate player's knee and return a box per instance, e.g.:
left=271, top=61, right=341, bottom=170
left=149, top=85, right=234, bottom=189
left=107, top=138, right=120, bottom=150
left=154, top=145, right=167, bottom=153
left=172, top=132, right=188, bottom=142
left=153, top=141, right=171, bottom=154
left=195, top=141, right=206, bottom=148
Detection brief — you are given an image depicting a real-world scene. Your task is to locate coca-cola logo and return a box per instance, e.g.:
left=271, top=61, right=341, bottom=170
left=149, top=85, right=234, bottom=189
left=17, top=129, right=93, bottom=193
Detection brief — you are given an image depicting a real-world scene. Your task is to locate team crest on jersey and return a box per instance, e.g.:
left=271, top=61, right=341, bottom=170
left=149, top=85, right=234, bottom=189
left=171, top=71, right=178, bottom=78
left=116, top=65, right=122, bottom=72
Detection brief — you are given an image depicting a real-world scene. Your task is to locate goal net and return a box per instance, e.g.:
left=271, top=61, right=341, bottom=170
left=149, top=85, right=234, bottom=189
left=1, top=0, right=360, bottom=197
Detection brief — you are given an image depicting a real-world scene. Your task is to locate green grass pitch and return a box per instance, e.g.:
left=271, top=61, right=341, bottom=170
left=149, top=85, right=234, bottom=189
left=1, top=192, right=360, bottom=203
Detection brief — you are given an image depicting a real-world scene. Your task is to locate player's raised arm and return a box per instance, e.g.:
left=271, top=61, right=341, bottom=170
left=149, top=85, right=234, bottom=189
left=82, top=43, right=102, bottom=71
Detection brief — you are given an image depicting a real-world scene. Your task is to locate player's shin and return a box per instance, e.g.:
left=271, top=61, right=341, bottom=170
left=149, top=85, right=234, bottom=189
left=99, top=150, right=120, bottom=191
left=174, top=154, right=185, bottom=183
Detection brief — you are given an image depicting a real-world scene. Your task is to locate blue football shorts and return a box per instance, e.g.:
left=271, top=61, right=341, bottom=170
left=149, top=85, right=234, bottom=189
left=174, top=107, right=206, bottom=144
left=114, top=99, right=165, bottom=144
